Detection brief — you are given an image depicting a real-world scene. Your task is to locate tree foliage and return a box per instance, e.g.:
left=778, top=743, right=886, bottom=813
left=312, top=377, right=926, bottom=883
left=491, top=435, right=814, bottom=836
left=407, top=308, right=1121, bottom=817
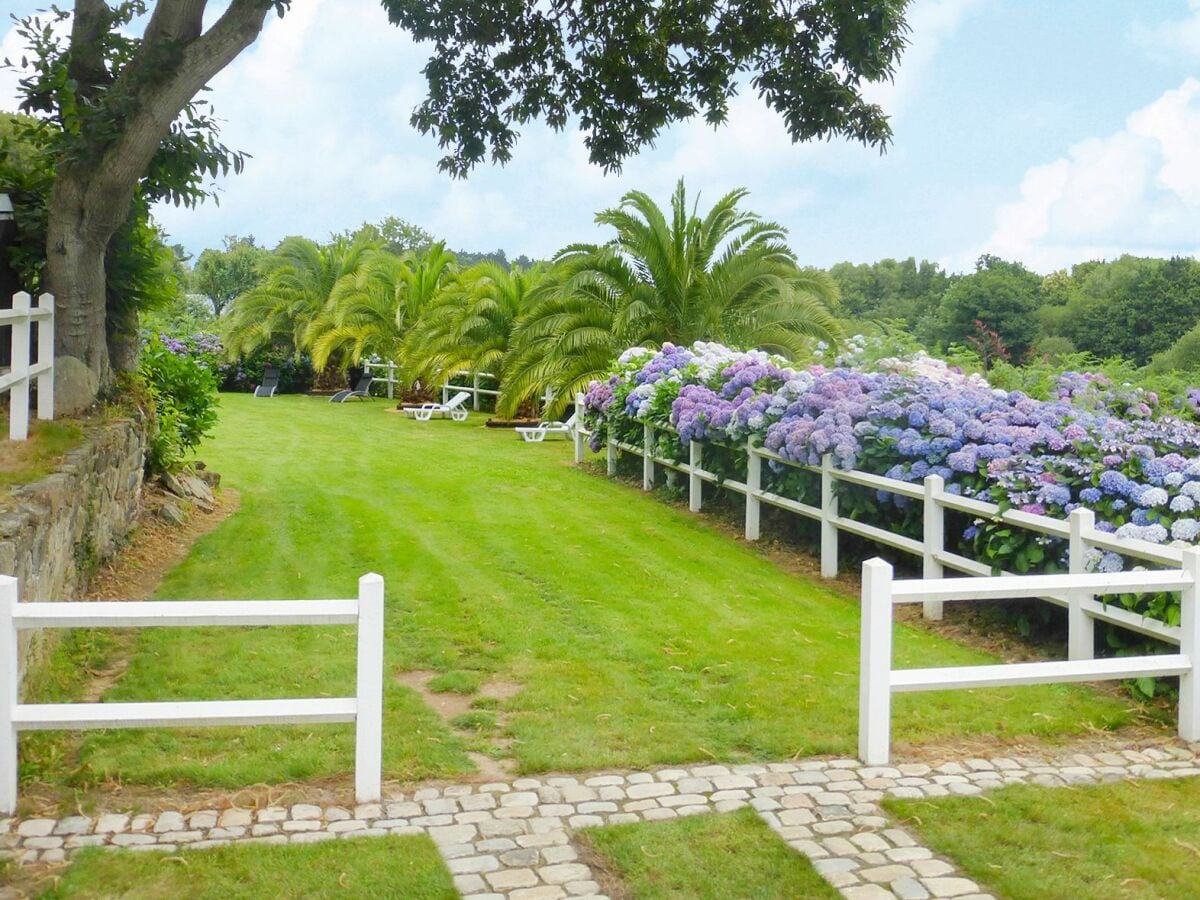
left=381, top=0, right=910, bottom=176
left=191, top=236, right=267, bottom=316
left=310, top=242, right=456, bottom=372
left=1054, top=256, right=1200, bottom=365
left=498, top=179, right=842, bottom=416
left=931, top=255, right=1042, bottom=360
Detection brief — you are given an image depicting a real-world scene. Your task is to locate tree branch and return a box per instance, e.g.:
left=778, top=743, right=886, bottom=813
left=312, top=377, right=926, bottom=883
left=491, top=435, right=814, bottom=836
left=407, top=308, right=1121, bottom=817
left=68, top=0, right=116, bottom=102
left=83, top=0, right=274, bottom=227
left=143, top=0, right=209, bottom=48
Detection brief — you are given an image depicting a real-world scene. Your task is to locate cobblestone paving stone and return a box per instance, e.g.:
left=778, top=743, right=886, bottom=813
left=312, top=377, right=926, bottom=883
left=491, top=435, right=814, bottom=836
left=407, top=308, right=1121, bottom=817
left=3, top=743, right=1198, bottom=899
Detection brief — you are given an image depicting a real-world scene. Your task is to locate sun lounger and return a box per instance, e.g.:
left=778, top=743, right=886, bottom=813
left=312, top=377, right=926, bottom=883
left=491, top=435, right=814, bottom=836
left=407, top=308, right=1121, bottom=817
left=330, top=374, right=373, bottom=403
left=405, top=391, right=471, bottom=422
left=253, top=367, right=280, bottom=398
left=516, top=411, right=578, bottom=442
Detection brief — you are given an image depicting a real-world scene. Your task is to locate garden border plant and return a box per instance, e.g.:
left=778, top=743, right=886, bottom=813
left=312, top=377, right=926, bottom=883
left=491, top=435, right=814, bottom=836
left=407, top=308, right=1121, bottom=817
left=581, top=340, right=1200, bottom=689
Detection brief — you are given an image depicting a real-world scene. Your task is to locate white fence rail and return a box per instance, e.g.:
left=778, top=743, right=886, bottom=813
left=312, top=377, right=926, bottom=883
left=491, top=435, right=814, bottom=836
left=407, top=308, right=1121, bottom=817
left=858, top=555, right=1200, bottom=764
left=572, top=400, right=1190, bottom=654
left=363, top=360, right=399, bottom=400
left=1, top=292, right=54, bottom=441
left=443, top=371, right=499, bottom=411
left=0, top=573, right=385, bottom=814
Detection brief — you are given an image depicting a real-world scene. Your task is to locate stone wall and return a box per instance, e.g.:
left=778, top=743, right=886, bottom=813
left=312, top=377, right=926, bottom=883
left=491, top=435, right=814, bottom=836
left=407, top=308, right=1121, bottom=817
left=1, top=418, right=146, bottom=683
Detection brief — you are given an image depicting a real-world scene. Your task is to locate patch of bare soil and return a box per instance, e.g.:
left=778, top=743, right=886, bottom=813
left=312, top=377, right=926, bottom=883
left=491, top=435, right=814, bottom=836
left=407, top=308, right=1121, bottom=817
left=574, top=835, right=633, bottom=900
left=83, top=487, right=240, bottom=603
left=395, top=670, right=521, bottom=780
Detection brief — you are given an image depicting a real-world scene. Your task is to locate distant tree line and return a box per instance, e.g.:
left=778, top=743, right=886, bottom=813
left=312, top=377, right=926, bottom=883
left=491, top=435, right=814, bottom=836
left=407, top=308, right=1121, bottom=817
left=828, top=253, right=1200, bottom=370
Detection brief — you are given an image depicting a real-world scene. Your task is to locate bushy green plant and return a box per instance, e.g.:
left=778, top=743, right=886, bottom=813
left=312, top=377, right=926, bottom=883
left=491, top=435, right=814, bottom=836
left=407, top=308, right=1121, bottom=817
left=220, top=348, right=315, bottom=394
left=138, top=336, right=219, bottom=472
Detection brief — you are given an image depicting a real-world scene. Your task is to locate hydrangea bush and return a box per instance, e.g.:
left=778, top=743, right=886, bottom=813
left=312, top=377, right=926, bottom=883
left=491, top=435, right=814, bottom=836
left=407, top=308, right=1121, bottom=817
left=155, top=332, right=315, bottom=394
left=583, top=341, right=1200, bottom=630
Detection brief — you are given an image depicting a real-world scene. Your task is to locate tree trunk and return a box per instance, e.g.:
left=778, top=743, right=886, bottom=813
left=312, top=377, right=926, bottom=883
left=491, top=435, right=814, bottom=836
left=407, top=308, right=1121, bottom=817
left=45, top=172, right=117, bottom=411
left=43, top=0, right=274, bottom=412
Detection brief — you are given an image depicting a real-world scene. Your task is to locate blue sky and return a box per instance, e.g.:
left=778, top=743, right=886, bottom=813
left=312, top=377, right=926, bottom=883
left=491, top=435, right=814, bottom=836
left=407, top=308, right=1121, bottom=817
left=3, top=1, right=1200, bottom=272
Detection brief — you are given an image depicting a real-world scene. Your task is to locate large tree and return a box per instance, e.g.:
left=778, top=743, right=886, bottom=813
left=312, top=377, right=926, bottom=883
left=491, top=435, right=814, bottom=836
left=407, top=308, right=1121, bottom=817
left=499, top=179, right=842, bottom=416
left=8, top=0, right=910, bottom=411
left=191, top=235, right=266, bottom=316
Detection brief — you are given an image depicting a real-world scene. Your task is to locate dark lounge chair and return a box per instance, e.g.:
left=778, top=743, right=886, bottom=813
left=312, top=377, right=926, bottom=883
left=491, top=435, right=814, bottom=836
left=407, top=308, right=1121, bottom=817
left=330, top=374, right=374, bottom=403
left=254, top=367, right=280, bottom=398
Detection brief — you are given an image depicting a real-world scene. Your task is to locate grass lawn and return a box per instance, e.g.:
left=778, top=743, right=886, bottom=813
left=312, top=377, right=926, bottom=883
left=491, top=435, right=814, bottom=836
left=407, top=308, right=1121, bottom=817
left=580, top=806, right=840, bottom=899
left=39, top=394, right=1139, bottom=790
left=885, top=776, right=1200, bottom=900
left=39, top=834, right=455, bottom=899
left=0, top=418, right=83, bottom=491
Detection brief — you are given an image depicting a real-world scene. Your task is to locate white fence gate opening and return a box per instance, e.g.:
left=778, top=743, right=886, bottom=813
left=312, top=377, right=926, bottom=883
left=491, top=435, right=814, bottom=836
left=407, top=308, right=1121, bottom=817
left=857, top=554, right=1200, bottom=765
left=1, top=292, right=54, bottom=441
left=0, top=573, right=385, bottom=814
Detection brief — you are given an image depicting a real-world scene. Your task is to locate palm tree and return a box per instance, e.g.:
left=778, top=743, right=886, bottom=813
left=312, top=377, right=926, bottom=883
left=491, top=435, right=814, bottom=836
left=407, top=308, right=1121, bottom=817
left=499, top=179, right=842, bottom=416
left=307, top=242, right=456, bottom=373
left=404, top=262, right=545, bottom=397
left=223, top=235, right=374, bottom=362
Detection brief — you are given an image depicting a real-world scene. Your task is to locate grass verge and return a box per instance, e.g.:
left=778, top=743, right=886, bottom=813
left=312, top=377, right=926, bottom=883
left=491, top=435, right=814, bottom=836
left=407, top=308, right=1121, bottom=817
left=0, top=419, right=84, bottom=490
left=40, top=834, right=456, bottom=899
left=580, top=807, right=840, bottom=899
left=885, top=776, right=1200, bottom=900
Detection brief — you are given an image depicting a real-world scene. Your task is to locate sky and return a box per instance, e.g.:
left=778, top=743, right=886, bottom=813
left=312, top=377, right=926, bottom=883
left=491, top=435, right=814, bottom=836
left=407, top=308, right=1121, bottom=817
left=3, top=1, right=1200, bottom=273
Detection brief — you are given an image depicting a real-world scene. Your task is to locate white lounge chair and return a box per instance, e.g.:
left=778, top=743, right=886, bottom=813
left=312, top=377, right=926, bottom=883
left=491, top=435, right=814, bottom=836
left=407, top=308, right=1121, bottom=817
left=517, top=411, right=578, bottom=442
left=406, top=391, right=471, bottom=422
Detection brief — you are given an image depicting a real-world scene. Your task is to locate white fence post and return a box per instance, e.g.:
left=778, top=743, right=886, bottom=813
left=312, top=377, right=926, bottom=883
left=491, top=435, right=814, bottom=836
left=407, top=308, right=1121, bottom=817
left=820, top=454, right=839, bottom=577
left=355, top=573, right=385, bottom=804
left=745, top=440, right=761, bottom=541
left=688, top=441, right=702, bottom=512
left=859, top=558, right=894, bottom=765
left=643, top=423, right=654, bottom=491
left=1068, top=508, right=1096, bottom=661
left=473, top=373, right=481, bottom=411
left=573, top=393, right=586, bottom=464
left=606, top=429, right=618, bottom=476
left=922, top=475, right=945, bottom=621
left=1180, top=548, right=1200, bottom=742
left=9, top=292, right=30, bottom=441
left=35, top=294, right=54, bottom=421
left=0, top=576, right=16, bottom=815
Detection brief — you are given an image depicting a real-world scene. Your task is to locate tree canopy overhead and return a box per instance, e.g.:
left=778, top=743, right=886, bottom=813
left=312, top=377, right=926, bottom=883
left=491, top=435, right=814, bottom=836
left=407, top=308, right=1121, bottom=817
left=383, top=0, right=911, bottom=176
left=6, top=0, right=911, bottom=410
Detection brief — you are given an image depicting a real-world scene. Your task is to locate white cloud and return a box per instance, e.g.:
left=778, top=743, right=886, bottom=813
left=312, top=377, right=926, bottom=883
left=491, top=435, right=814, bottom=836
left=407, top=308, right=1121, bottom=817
left=969, top=78, right=1200, bottom=272
left=1131, top=0, right=1200, bottom=59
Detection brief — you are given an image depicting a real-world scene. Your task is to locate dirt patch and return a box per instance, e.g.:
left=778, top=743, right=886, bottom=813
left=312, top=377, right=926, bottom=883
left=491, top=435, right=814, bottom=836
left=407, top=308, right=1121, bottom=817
left=395, top=670, right=521, bottom=779
left=574, top=835, right=633, bottom=900
left=83, top=487, right=241, bottom=602
left=394, top=671, right=476, bottom=720
left=479, top=679, right=523, bottom=702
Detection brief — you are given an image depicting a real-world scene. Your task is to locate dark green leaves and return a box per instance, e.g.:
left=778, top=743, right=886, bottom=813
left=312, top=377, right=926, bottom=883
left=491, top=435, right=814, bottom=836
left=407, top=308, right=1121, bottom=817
left=380, top=0, right=910, bottom=176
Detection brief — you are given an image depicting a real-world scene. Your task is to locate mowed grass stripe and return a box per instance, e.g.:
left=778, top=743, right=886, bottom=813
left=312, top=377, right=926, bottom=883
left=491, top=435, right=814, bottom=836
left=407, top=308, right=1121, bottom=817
left=54, top=394, right=1137, bottom=788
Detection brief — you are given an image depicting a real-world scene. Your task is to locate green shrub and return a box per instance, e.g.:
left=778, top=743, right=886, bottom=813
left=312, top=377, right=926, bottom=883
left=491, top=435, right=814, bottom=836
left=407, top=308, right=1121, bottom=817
left=138, top=335, right=219, bottom=473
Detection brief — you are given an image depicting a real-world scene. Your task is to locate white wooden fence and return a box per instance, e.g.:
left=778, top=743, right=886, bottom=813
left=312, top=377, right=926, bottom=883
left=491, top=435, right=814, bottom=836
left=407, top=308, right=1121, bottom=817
left=571, top=395, right=1192, bottom=653
left=858, top=555, right=1200, bottom=764
left=363, top=360, right=399, bottom=399
left=1, top=292, right=54, bottom=441
left=0, top=573, right=385, bottom=814
left=443, top=371, right=499, bottom=411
